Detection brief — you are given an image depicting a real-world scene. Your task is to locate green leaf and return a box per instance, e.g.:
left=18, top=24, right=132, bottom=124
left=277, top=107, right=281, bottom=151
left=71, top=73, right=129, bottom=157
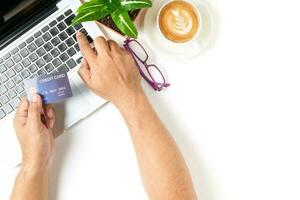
left=77, top=0, right=109, bottom=13
left=72, top=9, right=111, bottom=25
left=120, top=0, right=152, bottom=11
left=111, top=10, right=138, bottom=38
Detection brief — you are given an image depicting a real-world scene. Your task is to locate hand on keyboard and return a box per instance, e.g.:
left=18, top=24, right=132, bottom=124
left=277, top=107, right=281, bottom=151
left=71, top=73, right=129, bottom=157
left=76, top=32, right=142, bottom=108
left=13, top=94, right=55, bottom=170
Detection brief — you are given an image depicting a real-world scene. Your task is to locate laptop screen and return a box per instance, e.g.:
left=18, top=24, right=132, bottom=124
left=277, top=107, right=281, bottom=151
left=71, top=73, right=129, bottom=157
left=0, top=0, right=58, bottom=49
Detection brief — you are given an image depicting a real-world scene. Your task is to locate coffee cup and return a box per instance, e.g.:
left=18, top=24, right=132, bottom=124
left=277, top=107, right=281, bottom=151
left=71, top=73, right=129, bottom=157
left=157, top=0, right=202, bottom=44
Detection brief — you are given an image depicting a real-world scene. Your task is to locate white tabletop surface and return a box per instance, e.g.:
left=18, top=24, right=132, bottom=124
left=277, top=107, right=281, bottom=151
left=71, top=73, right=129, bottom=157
left=1, top=0, right=300, bottom=199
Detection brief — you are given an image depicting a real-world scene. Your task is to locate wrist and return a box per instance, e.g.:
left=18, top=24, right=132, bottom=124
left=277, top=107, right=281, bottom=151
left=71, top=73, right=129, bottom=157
left=114, top=86, right=146, bottom=113
left=21, top=162, right=49, bottom=177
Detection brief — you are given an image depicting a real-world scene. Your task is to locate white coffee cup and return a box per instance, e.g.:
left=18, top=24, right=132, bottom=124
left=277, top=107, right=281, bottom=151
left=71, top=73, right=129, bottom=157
left=157, top=0, right=202, bottom=44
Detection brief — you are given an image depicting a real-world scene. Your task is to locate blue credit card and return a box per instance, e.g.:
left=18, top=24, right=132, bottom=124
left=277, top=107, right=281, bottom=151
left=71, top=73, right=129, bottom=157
left=24, top=71, right=73, bottom=104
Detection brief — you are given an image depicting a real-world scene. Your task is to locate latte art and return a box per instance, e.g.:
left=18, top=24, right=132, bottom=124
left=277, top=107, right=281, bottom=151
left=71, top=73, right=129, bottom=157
left=159, top=0, right=199, bottom=43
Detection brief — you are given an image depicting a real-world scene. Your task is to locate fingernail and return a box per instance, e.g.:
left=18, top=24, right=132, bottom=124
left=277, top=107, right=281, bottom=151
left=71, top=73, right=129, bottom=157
left=32, top=94, right=38, bottom=103
left=77, top=32, right=83, bottom=37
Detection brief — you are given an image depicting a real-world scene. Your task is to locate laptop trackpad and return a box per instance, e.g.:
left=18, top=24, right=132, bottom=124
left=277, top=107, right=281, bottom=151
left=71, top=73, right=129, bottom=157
left=53, top=79, right=91, bottom=137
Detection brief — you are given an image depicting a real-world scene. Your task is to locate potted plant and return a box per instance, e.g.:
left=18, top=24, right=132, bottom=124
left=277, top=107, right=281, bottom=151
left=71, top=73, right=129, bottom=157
left=72, top=0, right=152, bottom=38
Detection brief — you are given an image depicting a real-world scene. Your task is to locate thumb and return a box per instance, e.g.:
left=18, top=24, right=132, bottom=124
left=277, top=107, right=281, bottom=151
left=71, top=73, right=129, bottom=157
left=28, top=94, right=43, bottom=122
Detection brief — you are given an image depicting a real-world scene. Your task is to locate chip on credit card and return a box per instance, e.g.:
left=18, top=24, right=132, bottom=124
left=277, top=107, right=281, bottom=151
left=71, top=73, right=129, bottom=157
left=24, top=71, right=73, bottom=104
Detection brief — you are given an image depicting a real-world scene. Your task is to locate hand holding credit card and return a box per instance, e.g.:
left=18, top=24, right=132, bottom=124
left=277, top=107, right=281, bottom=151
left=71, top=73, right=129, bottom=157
left=24, top=71, right=73, bottom=104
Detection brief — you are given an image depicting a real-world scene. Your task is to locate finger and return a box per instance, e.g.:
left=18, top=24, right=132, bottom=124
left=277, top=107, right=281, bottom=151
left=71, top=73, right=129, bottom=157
left=28, top=94, right=43, bottom=122
left=108, top=40, right=122, bottom=53
left=78, top=58, right=91, bottom=85
left=76, top=32, right=96, bottom=61
left=15, top=97, right=29, bottom=118
left=45, top=105, right=55, bottom=129
left=94, top=36, right=110, bottom=53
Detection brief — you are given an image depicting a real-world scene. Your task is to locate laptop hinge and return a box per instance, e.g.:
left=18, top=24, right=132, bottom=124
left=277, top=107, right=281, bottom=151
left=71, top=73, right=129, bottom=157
left=0, top=4, right=59, bottom=51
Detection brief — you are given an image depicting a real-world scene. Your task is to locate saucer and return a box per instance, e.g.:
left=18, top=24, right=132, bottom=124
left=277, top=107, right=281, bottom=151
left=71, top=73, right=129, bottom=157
left=142, top=0, right=218, bottom=60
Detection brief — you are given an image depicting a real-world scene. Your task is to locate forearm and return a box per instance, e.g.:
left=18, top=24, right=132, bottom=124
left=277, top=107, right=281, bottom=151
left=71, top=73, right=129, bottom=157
left=116, top=89, right=197, bottom=200
left=10, top=166, right=49, bottom=200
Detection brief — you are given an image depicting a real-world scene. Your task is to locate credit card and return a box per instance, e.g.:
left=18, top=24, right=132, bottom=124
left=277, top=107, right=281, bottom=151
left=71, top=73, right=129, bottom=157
left=24, top=71, right=73, bottom=104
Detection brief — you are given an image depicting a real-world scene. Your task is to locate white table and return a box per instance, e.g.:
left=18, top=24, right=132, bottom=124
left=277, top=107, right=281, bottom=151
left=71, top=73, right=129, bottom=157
left=1, top=0, right=300, bottom=199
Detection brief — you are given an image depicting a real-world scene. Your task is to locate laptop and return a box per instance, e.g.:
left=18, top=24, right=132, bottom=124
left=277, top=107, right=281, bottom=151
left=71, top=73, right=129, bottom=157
left=0, top=0, right=107, bottom=168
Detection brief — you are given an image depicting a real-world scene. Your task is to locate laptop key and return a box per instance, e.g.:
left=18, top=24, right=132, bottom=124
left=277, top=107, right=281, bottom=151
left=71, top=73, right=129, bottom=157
left=59, top=53, right=69, bottom=62
left=28, top=64, right=38, bottom=73
left=28, top=43, right=37, bottom=52
left=35, top=38, right=44, bottom=47
left=37, top=69, right=47, bottom=76
left=57, top=14, right=65, bottom=22
left=14, top=63, right=23, bottom=73
left=20, top=48, right=29, bottom=57
left=34, top=31, right=42, bottom=38
left=57, top=64, right=69, bottom=72
left=43, top=54, right=53, bottom=63
left=74, top=43, right=80, bottom=52
left=21, top=69, right=30, bottom=79
left=52, top=58, right=62, bottom=67
left=0, top=109, right=5, bottom=119
left=51, top=37, right=60, bottom=46
left=0, top=95, right=9, bottom=104
left=7, top=69, right=16, bottom=78
left=36, top=59, right=45, bottom=68
left=50, top=48, right=60, bottom=58
left=3, top=103, right=13, bottom=114
left=49, top=27, right=59, bottom=36
left=42, top=32, right=52, bottom=42
left=45, top=63, right=54, bottom=73
left=15, top=84, right=25, bottom=94
left=76, top=57, right=83, bottom=64
left=12, top=53, right=22, bottom=62
left=41, top=25, right=50, bottom=33
left=65, top=14, right=75, bottom=25
left=58, top=32, right=68, bottom=41
left=8, top=90, right=17, bottom=99
left=29, top=53, right=38, bottom=62
left=0, top=85, right=8, bottom=94
left=64, top=9, right=72, bottom=16
left=0, top=58, right=3, bottom=64
left=0, top=64, right=7, bottom=73
left=5, top=59, right=14, bottom=68
left=58, top=43, right=67, bottom=52
left=3, top=53, right=11, bottom=60
left=66, top=58, right=76, bottom=69
left=11, top=97, right=21, bottom=108
left=57, top=22, right=67, bottom=31
left=65, top=38, right=75, bottom=47
left=13, top=75, right=23, bottom=84
left=37, top=48, right=46, bottom=57
left=67, top=47, right=76, bottom=57
left=44, top=43, right=53, bottom=51
left=11, top=47, right=19, bottom=55
left=21, top=58, right=31, bottom=67
left=6, top=80, right=16, bottom=89
left=49, top=20, right=57, bottom=27
left=26, top=36, right=34, bottom=44
left=66, top=27, right=75, bottom=36
left=0, top=74, right=8, bottom=83
left=74, top=23, right=83, bottom=31
left=18, top=42, right=26, bottom=49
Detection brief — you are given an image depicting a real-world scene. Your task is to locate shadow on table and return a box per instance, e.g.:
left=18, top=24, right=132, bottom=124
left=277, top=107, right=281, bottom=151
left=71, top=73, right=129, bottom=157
left=147, top=91, right=218, bottom=200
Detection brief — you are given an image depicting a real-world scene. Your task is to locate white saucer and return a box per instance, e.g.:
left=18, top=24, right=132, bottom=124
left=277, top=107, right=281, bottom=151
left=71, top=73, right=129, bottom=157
left=142, top=0, right=218, bottom=60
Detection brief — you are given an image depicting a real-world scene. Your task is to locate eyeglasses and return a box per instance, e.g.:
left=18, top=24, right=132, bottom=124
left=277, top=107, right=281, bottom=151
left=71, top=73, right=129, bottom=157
left=123, top=38, right=170, bottom=91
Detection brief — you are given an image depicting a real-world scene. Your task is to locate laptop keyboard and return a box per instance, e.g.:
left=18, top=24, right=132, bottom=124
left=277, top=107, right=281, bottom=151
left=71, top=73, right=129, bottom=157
left=0, top=9, right=93, bottom=120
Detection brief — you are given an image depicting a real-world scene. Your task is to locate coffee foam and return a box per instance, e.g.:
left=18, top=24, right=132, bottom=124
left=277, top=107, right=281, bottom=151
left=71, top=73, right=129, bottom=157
left=159, top=0, right=199, bottom=43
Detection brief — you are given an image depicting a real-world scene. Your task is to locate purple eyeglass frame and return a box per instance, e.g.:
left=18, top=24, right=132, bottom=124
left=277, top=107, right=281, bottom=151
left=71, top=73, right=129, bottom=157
left=123, top=38, right=170, bottom=91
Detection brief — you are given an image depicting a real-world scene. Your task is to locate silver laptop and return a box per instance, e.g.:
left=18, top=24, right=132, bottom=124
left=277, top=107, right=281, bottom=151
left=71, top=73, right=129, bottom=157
left=0, top=0, right=107, bottom=167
